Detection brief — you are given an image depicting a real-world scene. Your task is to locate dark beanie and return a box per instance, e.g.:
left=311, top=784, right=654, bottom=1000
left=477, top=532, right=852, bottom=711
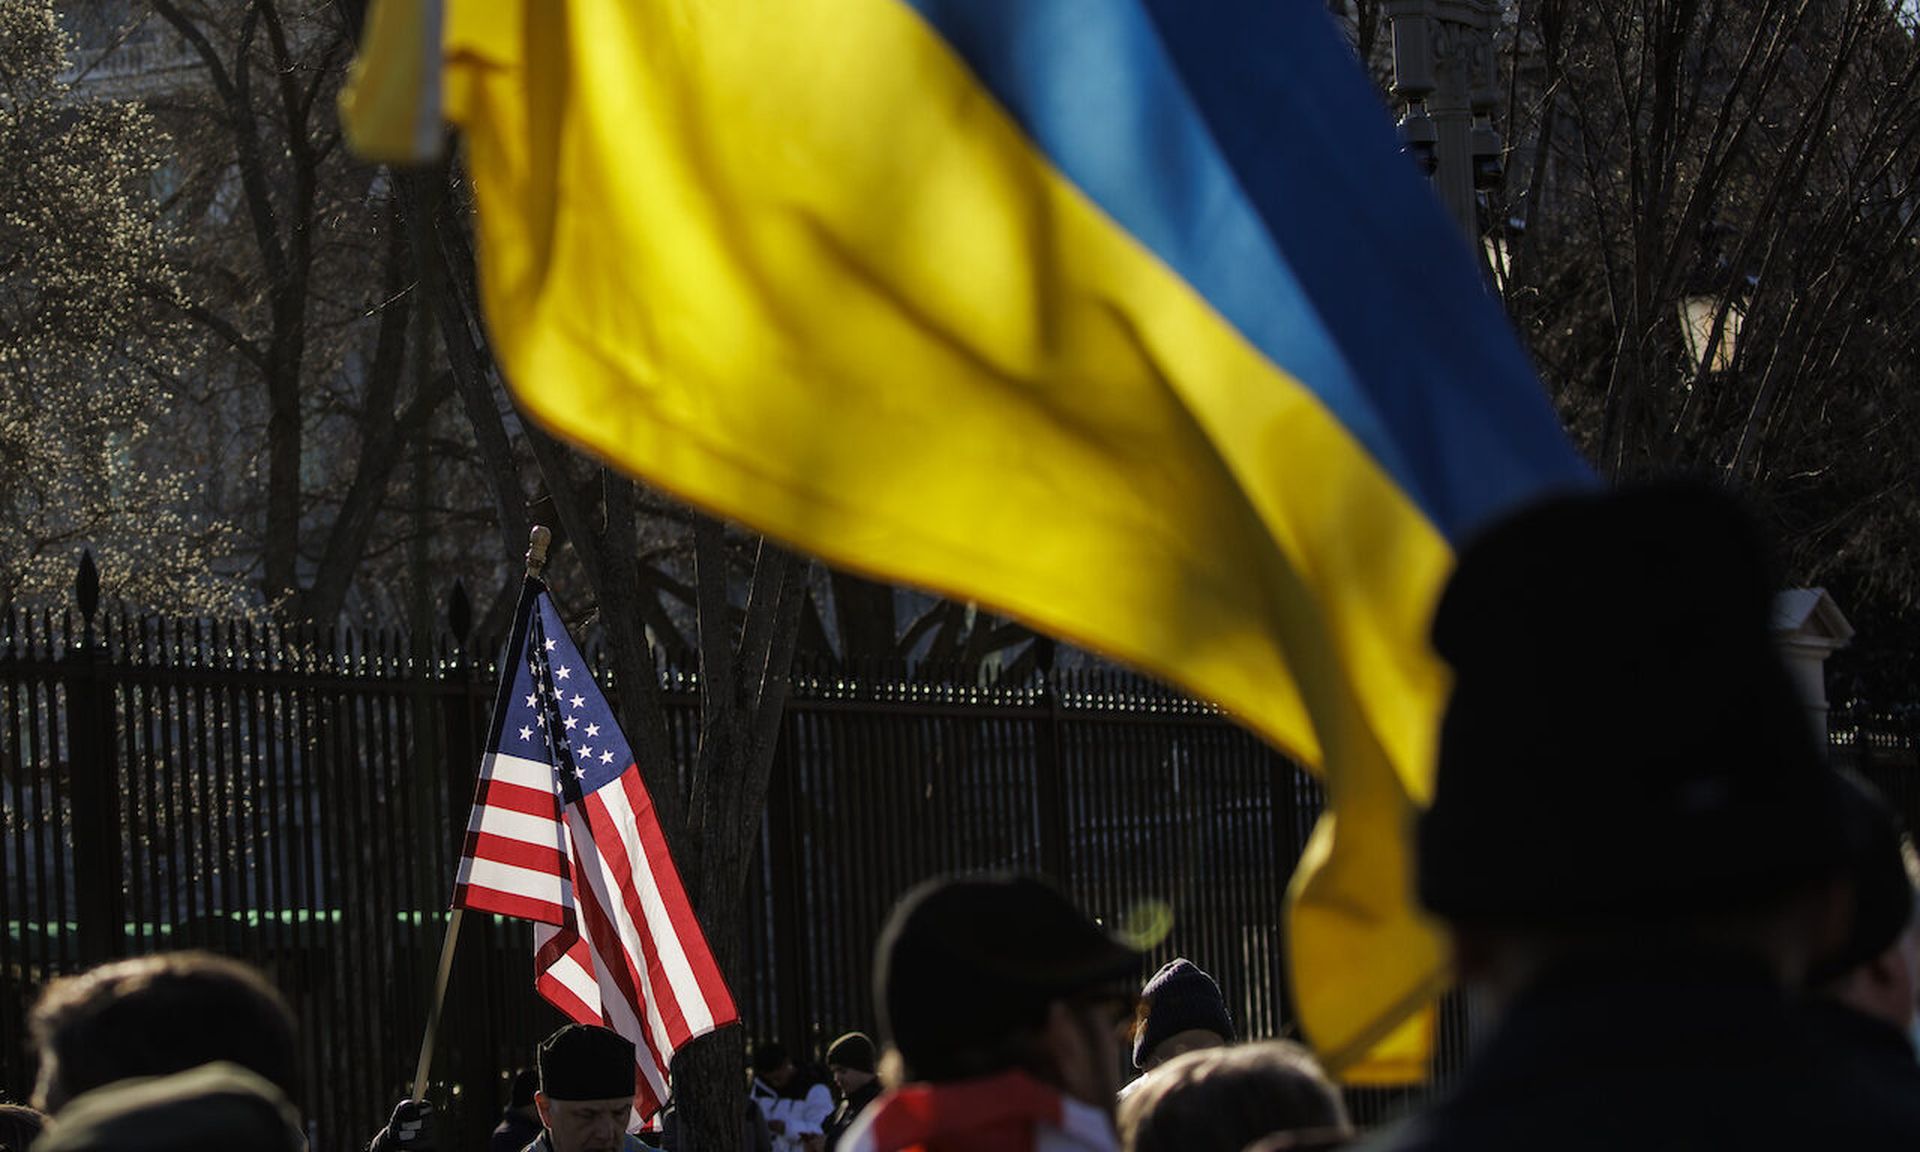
left=537, top=1024, right=635, bottom=1101
left=33, top=1062, right=304, bottom=1152
left=1809, top=772, right=1918, bottom=986
left=1131, top=958, right=1233, bottom=1069
left=876, top=873, right=1141, bottom=1079
left=1419, top=483, right=1851, bottom=925
left=750, top=1041, right=790, bottom=1078
left=826, top=1032, right=876, bottom=1073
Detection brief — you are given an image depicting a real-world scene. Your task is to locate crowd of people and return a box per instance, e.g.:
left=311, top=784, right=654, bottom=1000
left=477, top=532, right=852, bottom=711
left=4, top=486, right=1920, bottom=1151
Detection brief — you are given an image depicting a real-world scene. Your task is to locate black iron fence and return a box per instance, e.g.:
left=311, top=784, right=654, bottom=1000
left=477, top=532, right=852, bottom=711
left=2, top=565, right=1914, bottom=1148
left=0, top=568, right=1362, bottom=1149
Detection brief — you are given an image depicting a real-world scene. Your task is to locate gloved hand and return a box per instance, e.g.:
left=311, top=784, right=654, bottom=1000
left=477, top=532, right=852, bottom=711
left=368, top=1098, right=437, bottom=1152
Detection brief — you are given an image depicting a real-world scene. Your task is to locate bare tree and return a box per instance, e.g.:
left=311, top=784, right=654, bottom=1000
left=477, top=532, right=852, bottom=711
left=133, top=0, right=519, bottom=625
left=1488, top=0, right=1920, bottom=611
left=0, top=0, right=240, bottom=610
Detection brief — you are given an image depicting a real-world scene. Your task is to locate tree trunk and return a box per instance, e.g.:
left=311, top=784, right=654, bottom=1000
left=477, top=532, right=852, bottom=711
left=672, top=1027, right=751, bottom=1152
left=672, top=530, right=808, bottom=1152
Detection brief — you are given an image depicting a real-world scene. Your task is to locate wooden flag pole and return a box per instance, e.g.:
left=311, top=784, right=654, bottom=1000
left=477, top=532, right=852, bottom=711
left=412, top=526, right=553, bottom=1100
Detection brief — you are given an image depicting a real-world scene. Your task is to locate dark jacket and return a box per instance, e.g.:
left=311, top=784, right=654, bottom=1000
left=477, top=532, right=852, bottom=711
left=521, top=1132, right=659, bottom=1152
left=822, top=1081, right=881, bottom=1152
left=1798, top=997, right=1920, bottom=1131
left=492, top=1110, right=543, bottom=1152
left=1362, top=952, right=1920, bottom=1152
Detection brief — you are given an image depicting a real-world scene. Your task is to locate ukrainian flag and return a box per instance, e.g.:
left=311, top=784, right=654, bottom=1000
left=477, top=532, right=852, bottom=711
left=344, top=0, right=1592, bottom=1080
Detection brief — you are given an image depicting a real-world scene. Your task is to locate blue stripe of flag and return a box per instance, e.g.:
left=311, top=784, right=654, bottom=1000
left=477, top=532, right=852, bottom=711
left=899, top=0, right=1591, bottom=541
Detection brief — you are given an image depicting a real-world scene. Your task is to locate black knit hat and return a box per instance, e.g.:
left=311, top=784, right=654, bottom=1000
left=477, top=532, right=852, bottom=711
left=875, top=873, right=1141, bottom=1078
left=1419, top=484, right=1851, bottom=925
left=1809, top=772, right=1918, bottom=986
left=1131, top=958, right=1233, bottom=1069
left=826, top=1032, right=877, bottom=1074
left=537, top=1024, right=635, bottom=1101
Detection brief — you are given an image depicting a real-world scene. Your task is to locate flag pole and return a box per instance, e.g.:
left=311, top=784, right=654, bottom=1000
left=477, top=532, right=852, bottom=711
left=412, top=525, right=553, bottom=1100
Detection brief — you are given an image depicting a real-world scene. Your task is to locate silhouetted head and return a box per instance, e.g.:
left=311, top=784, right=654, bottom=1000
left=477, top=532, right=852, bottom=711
left=1420, top=484, right=1848, bottom=929
left=875, top=873, right=1141, bottom=1109
left=1117, top=1041, right=1349, bottom=1152
left=29, top=1063, right=302, bottom=1152
left=29, top=952, right=299, bottom=1115
left=1131, top=959, right=1233, bottom=1070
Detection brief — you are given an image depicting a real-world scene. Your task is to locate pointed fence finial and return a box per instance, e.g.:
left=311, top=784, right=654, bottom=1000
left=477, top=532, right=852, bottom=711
left=448, top=579, right=472, bottom=646
left=526, top=526, right=552, bottom=581
left=76, top=550, right=99, bottom=626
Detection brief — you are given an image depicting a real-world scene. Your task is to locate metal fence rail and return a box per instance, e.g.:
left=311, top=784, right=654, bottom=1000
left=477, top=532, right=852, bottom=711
left=2, top=567, right=1913, bottom=1147
left=0, top=576, right=1345, bottom=1149
left=0, top=597, right=533, bottom=1150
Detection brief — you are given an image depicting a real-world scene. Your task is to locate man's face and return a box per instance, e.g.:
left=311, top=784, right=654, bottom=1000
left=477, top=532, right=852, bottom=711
left=763, top=1060, right=795, bottom=1091
left=829, top=1064, right=874, bottom=1096
left=535, top=1092, right=633, bottom=1152
left=1048, top=993, right=1137, bottom=1114
left=1146, top=1027, right=1227, bottom=1070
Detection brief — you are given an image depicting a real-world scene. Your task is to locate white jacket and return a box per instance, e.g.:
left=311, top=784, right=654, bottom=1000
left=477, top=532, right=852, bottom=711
left=750, top=1078, right=834, bottom=1152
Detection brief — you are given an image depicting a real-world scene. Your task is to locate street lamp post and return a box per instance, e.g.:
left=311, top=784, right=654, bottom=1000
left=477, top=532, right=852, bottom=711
left=1678, top=292, right=1744, bottom=377
left=1386, top=0, right=1503, bottom=242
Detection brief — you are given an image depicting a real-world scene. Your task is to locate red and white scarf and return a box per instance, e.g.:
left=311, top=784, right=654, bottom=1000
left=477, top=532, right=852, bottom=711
left=836, top=1069, right=1118, bottom=1152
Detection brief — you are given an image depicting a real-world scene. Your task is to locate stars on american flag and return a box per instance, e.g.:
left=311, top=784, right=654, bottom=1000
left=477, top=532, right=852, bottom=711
left=503, top=611, right=633, bottom=807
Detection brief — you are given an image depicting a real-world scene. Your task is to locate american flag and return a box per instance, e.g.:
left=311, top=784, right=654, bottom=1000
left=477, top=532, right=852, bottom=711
left=453, top=579, right=736, bottom=1117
